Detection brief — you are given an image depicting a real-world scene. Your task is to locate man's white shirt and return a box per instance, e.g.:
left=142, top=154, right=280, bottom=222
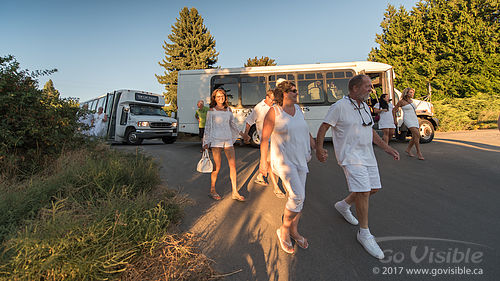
left=245, top=99, right=271, bottom=138
left=323, top=96, right=377, bottom=166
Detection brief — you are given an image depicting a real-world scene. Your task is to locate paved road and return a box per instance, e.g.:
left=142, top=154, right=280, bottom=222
left=115, top=130, right=500, bottom=281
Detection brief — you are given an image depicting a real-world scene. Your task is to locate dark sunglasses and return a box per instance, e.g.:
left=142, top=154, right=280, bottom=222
left=287, top=89, right=297, bottom=93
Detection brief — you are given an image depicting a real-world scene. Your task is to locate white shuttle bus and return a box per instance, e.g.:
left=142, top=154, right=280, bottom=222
left=177, top=61, right=438, bottom=146
left=81, top=89, right=178, bottom=145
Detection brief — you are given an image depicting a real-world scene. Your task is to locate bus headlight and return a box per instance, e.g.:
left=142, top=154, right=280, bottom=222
left=171, top=122, right=177, bottom=127
left=137, top=121, right=150, bottom=127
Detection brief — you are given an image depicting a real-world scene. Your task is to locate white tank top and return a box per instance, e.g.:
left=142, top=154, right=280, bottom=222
left=270, top=104, right=311, bottom=173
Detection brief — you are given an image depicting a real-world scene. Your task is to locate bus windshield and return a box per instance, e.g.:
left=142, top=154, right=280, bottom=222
left=130, top=104, right=167, bottom=116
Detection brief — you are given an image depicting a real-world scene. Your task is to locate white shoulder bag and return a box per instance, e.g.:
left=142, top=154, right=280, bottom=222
left=197, top=149, right=213, bottom=173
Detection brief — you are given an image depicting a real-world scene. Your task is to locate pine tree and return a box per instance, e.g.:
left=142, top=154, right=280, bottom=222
left=244, top=56, right=277, bottom=67
left=156, top=7, right=218, bottom=113
left=369, top=0, right=499, bottom=99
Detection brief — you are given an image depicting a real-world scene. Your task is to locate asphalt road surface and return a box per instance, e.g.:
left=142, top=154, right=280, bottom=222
left=114, top=130, right=500, bottom=281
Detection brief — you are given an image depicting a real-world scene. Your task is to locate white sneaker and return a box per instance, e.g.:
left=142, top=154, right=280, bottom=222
left=334, top=201, right=359, bottom=225
left=357, top=232, right=384, bottom=259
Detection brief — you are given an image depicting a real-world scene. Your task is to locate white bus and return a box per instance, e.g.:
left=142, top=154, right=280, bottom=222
left=81, top=89, right=178, bottom=145
left=177, top=61, right=438, bottom=145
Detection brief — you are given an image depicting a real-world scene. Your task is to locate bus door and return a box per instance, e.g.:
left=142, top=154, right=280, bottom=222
left=105, top=92, right=116, bottom=140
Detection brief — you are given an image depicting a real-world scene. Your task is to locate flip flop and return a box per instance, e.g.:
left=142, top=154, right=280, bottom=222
left=291, top=235, right=309, bottom=249
left=208, top=192, right=221, bottom=201
left=274, top=189, right=286, bottom=199
left=254, top=178, right=268, bottom=185
left=231, top=193, right=246, bottom=202
left=276, top=229, right=294, bottom=254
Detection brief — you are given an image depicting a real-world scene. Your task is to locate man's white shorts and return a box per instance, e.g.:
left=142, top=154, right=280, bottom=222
left=341, top=164, right=382, bottom=192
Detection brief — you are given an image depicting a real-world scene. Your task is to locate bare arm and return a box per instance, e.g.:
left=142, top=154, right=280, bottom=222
left=393, top=101, right=402, bottom=125
left=259, top=108, right=275, bottom=176
left=316, top=122, right=331, bottom=162
left=309, top=133, right=316, bottom=151
left=202, top=110, right=213, bottom=149
left=242, top=122, right=252, bottom=143
left=373, top=129, right=400, bottom=160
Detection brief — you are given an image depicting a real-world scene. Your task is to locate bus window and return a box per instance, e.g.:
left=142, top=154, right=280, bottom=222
left=241, top=76, right=266, bottom=106
left=212, top=76, right=239, bottom=106
left=297, top=72, right=325, bottom=103
left=120, top=107, right=127, bottom=125
left=97, top=97, right=106, bottom=111
left=326, top=71, right=351, bottom=102
left=106, top=93, right=115, bottom=116
left=269, top=74, right=295, bottom=89
left=89, top=100, right=97, bottom=111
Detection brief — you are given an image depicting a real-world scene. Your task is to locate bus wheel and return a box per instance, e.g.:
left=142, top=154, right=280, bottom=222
left=248, top=125, right=260, bottom=148
left=162, top=136, right=177, bottom=144
left=419, top=119, right=434, bottom=143
left=126, top=128, right=143, bottom=145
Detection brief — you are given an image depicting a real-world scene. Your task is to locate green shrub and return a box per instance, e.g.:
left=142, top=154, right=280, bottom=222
left=0, top=55, right=85, bottom=180
left=433, top=92, right=500, bottom=131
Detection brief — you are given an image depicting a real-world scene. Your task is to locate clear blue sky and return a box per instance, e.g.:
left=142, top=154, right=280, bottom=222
left=1, top=0, right=417, bottom=102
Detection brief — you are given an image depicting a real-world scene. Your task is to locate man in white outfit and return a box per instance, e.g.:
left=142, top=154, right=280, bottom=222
left=242, top=89, right=285, bottom=198
left=316, top=74, right=400, bottom=259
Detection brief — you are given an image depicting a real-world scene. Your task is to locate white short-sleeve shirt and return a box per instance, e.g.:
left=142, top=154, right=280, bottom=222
left=245, top=99, right=271, bottom=138
left=323, top=96, right=377, bottom=166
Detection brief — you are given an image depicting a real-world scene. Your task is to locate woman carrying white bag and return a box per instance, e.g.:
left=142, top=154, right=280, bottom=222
left=197, top=149, right=213, bottom=173
left=202, top=88, right=245, bottom=202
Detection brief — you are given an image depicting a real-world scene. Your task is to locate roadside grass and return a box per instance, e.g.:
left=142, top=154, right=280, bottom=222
left=434, top=92, right=500, bottom=131
left=0, top=144, right=217, bottom=280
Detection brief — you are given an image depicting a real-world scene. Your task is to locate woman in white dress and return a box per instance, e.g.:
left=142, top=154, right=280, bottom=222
left=260, top=81, right=315, bottom=254
left=92, top=107, right=108, bottom=137
left=203, top=89, right=245, bottom=201
left=393, top=88, right=424, bottom=160
left=373, top=94, right=395, bottom=144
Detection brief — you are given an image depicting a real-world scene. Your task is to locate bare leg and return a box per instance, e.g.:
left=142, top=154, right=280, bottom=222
left=382, top=128, right=390, bottom=144
left=344, top=192, right=356, bottom=205
left=388, top=128, right=395, bottom=144
left=225, top=146, right=244, bottom=200
left=280, top=208, right=299, bottom=252
left=289, top=211, right=308, bottom=248
left=405, top=130, right=416, bottom=157
left=354, top=191, right=371, bottom=229
left=409, top=127, right=424, bottom=160
left=210, top=147, right=222, bottom=196
left=344, top=189, right=378, bottom=206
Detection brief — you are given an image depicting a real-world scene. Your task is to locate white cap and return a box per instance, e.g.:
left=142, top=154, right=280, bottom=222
left=275, top=78, right=286, bottom=87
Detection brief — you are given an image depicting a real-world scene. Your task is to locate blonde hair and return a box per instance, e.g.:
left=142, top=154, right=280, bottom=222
left=402, top=88, right=414, bottom=100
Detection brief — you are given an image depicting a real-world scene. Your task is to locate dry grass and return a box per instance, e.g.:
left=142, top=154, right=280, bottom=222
left=121, top=232, right=220, bottom=281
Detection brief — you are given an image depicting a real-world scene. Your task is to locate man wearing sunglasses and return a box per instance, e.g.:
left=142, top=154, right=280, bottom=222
left=315, top=74, right=400, bottom=259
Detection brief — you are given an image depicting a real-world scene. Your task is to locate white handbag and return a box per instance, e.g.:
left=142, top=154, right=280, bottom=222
left=197, top=149, right=213, bottom=173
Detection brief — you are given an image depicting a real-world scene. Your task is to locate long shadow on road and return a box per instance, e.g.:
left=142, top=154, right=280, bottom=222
left=118, top=132, right=500, bottom=281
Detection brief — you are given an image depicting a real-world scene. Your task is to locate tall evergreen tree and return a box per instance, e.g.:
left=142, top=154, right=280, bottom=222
left=156, top=7, right=218, bottom=112
left=244, top=56, right=277, bottom=67
left=369, top=0, right=499, bottom=99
